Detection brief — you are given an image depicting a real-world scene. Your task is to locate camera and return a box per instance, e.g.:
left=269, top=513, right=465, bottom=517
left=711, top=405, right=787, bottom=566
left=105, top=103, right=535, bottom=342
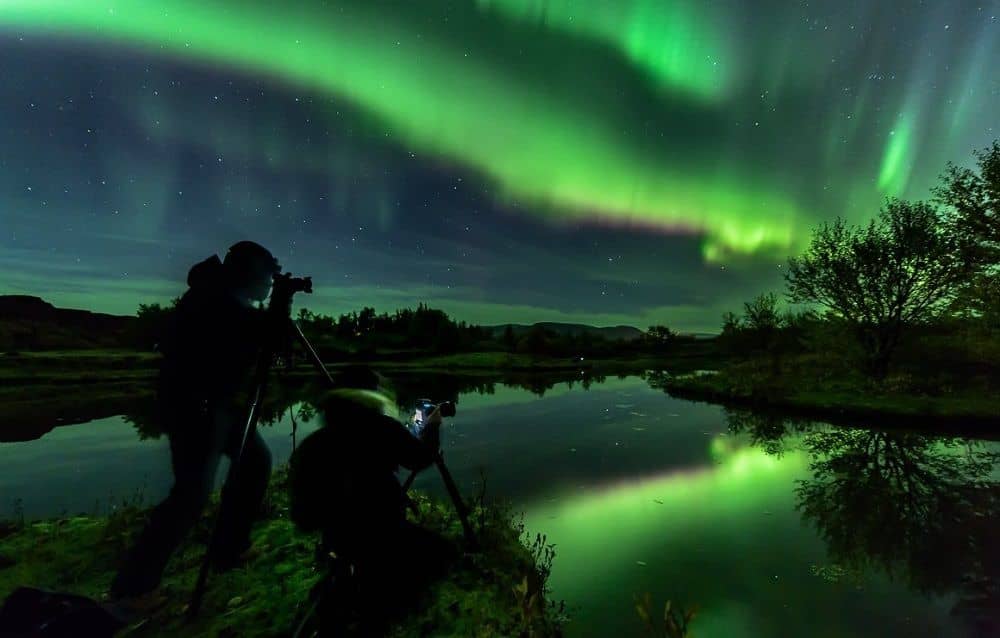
left=418, top=399, right=456, bottom=418
left=411, top=398, right=456, bottom=435
left=267, top=272, right=312, bottom=322
left=272, top=272, right=312, bottom=296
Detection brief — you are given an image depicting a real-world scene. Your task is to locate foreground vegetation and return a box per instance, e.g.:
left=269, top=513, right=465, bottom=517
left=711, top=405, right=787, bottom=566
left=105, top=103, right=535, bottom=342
left=0, top=467, right=565, bottom=637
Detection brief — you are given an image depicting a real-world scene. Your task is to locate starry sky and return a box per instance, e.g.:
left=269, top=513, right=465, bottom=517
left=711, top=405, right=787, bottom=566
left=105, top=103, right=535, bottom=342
left=1, top=1, right=997, bottom=332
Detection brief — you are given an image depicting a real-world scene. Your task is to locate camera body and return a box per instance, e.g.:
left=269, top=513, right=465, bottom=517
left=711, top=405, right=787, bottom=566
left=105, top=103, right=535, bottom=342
left=416, top=399, right=456, bottom=419
left=272, top=272, right=312, bottom=297
left=267, top=272, right=312, bottom=320
left=411, top=398, right=456, bottom=437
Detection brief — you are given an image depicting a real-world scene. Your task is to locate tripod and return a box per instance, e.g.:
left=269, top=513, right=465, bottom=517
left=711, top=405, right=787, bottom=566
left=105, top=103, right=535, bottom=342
left=401, top=455, right=477, bottom=548
left=188, top=274, right=475, bottom=618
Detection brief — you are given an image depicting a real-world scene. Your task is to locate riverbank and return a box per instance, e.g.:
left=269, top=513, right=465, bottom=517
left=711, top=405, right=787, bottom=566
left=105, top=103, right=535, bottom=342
left=0, top=467, right=565, bottom=637
left=654, top=355, right=1000, bottom=434
left=0, top=347, right=716, bottom=381
left=0, top=348, right=710, bottom=437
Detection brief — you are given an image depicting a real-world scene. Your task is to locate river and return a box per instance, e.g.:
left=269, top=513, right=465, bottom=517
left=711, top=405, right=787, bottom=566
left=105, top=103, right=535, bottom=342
left=1, top=373, right=996, bottom=637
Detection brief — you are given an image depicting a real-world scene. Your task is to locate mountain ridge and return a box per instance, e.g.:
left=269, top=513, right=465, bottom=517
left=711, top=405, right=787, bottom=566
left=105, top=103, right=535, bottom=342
left=0, top=295, right=714, bottom=348
left=485, top=322, right=644, bottom=342
left=0, top=295, right=135, bottom=350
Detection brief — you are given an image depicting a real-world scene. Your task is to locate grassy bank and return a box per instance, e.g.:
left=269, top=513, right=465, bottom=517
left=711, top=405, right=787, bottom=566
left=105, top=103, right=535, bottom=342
left=0, top=350, right=160, bottom=384
left=0, top=346, right=715, bottom=443
left=0, top=468, right=565, bottom=637
left=654, top=353, right=1000, bottom=433
left=0, top=349, right=681, bottom=428
left=373, top=351, right=697, bottom=375
left=0, top=348, right=706, bottom=381
left=0, top=351, right=160, bottom=430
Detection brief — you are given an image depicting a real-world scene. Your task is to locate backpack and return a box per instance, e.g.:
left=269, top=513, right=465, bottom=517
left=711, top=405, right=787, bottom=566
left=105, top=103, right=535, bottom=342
left=0, top=587, right=125, bottom=638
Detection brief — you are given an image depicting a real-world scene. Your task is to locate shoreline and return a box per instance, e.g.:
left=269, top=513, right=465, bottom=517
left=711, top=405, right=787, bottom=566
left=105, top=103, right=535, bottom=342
left=657, top=372, right=1000, bottom=437
left=5, top=348, right=998, bottom=439
left=0, top=348, right=706, bottom=376
left=0, top=350, right=671, bottom=442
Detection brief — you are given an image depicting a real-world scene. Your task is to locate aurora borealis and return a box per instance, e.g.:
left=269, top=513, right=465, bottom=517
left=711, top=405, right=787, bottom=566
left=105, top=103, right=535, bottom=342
left=1, top=1, right=998, bottom=329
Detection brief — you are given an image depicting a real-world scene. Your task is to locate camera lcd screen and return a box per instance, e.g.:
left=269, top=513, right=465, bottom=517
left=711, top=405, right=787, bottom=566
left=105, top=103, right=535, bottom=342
left=410, top=400, right=435, bottom=437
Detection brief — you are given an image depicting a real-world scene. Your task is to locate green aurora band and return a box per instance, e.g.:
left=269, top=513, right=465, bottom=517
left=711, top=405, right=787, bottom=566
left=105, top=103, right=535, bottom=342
left=877, top=111, right=916, bottom=197
left=475, top=0, right=734, bottom=100
left=0, top=0, right=800, bottom=260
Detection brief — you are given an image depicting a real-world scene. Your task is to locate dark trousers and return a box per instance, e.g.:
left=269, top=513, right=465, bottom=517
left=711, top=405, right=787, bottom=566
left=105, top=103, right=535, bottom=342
left=111, top=412, right=272, bottom=597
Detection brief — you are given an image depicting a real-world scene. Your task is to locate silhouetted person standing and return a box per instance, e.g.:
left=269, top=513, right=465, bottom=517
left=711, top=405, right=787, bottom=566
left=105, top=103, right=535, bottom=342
left=110, top=241, right=281, bottom=599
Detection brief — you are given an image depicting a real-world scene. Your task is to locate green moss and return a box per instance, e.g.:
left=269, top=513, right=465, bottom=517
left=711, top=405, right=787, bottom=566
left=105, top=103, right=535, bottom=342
left=0, top=469, right=564, bottom=637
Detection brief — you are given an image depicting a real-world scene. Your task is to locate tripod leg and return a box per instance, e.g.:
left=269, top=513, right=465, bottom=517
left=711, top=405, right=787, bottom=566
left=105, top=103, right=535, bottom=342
left=434, top=456, right=477, bottom=548
left=401, top=458, right=475, bottom=547
left=403, top=494, right=421, bottom=518
left=401, top=469, right=418, bottom=492
left=189, top=354, right=272, bottom=618
left=290, top=321, right=336, bottom=387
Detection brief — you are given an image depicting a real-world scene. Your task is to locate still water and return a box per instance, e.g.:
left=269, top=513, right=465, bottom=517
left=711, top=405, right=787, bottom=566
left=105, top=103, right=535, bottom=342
left=1, top=375, right=996, bottom=637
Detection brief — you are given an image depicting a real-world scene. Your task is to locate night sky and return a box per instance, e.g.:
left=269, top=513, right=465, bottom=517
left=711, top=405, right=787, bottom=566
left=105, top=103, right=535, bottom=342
left=1, top=1, right=997, bottom=332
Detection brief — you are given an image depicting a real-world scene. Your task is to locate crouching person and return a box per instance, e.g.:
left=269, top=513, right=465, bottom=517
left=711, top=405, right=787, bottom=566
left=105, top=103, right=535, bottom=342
left=289, top=366, right=456, bottom=634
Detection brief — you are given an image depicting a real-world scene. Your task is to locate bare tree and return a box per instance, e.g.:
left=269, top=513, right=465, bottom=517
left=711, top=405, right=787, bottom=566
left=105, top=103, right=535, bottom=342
left=785, top=199, right=968, bottom=378
left=935, top=142, right=1000, bottom=325
left=935, top=141, right=1000, bottom=265
left=743, top=292, right=781, bottom=333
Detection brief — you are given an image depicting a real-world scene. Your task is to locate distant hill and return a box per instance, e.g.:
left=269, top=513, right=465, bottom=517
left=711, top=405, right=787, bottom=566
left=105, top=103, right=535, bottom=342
left=486, top=322, right=644, bottom=342
left=0, top=295, right=136, bottom=350
left=0, top=295, right=698, bottom=351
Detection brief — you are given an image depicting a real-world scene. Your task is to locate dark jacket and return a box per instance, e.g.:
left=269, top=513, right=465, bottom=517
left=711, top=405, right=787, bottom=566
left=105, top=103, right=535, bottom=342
left=157, top=256, right=266, bottom=425
left=289, top=391, right=438, bottom=550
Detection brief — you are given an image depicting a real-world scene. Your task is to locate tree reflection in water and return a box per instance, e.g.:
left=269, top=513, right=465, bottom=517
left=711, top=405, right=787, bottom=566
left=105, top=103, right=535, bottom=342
left=723, top=408, right=812, bottom=457
left=725, top=409, right=1000, bottom=636
left=121, top=369, right=608, bottom=439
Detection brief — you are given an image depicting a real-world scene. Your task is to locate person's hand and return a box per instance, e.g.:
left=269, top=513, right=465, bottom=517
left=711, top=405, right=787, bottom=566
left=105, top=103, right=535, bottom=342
left=418, top=404, right=443, bottom=453
left=424, top=404, right=443, bottom=429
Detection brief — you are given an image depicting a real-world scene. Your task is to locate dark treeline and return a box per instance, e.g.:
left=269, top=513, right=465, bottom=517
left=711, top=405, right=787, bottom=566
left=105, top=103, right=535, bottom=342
left=132, top=298, right=703, bottom=361
left=294, top=303, right=489, bottom=356
left=290, top=305, right=700, bottom=359
left=714, top=142, right=1000, bottom=396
